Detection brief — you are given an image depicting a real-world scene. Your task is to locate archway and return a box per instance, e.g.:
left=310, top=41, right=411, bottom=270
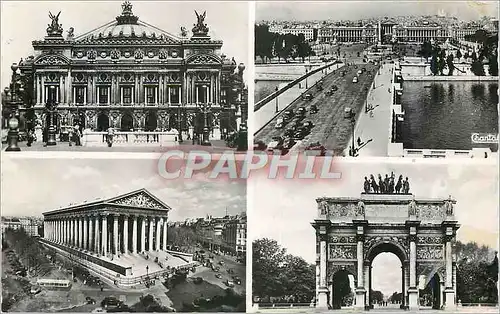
left=144, top=111, right=157, bottom=131
left=121, top=113, right=133, bottom=131
left=330, top=269, right=355, bottom=309
left=97, top=113, right=109, bottom=131
left=312, top=189, right=460, bottom=311
left=370, top=252, right=403, bottom=309
left=420, top=273, right=442, bottom=309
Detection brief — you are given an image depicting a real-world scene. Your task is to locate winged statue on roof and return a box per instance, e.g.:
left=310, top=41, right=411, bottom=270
left=192, top=10, right=209, bottom=36
left=47, top=11, right=63, bottom=37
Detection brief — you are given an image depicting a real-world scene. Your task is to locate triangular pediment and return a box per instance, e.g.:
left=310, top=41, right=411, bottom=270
left=106, top=189, right=171, bottom=211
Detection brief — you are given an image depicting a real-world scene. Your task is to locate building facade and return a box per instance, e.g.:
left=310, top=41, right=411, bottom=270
left=1, top=217, right=22, bottom=235
left=12, top=1, right=246, bottom=143
left=312, top=190, right=459, bottom=311
left=41, top=188, right=194, bottom=287
left=318, top=25, right=377, bottom=44
left=222, top=215, right=247, bottom=257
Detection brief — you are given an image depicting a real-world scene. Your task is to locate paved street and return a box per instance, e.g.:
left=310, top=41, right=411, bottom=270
left=255, top=63, right=341, bottom=132
left=255, top=63, right=378, bottom=155
left=346, top=62, right=394, bottom=157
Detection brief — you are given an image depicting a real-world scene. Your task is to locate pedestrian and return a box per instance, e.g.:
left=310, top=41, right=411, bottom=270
left=68, top=126, right=74, bottom=147
left=75, top=125, right=82, bottom=146
left=42, top=125, right=48, bottom=147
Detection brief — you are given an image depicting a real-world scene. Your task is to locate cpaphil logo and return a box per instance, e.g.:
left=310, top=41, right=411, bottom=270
left=471, top=133, right=499, bottom=144
left=155, top=145, right=342, bottom=180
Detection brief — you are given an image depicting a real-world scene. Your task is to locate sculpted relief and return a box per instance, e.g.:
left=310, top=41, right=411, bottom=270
left=416, top=204, right=446, bottom=220
left=417, top=236, right=443, bottom=245
left=417, top=246, right=444, bottom=260
left=112, top=192, right=165, bottom=210
left=330, top=236, right=356, bottom=244
left=329, top=245, right=356, bottom=259
left=364, top=236, right=409, bottom=257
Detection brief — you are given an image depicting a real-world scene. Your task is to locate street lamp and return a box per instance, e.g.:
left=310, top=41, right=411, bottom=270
left=344, top=108, right=356, bottom=157
left=201, top=85, right=211, bottom=146
left=275, top=86, right=279, bottom=113
left=5, top=63, right=22, bottom=152
left=46, top=86, right=58, bottom=146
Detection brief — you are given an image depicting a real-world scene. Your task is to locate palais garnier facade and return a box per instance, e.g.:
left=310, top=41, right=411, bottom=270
left=11, top=1, right=247, bottom=140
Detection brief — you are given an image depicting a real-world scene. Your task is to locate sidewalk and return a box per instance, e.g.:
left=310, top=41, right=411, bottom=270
left=347, top=63, right=394, bottom=157
left=254, top=63, right=342, bottom=132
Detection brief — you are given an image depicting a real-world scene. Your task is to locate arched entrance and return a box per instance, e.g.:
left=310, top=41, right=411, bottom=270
left=121, top=113, right=133, bottom=131
left=367, top=243, right=406, bottom=310
left=330, top=269, right=355, bottom=309
left=97, top=113, right=109, bottom=131
left=144, top=111, right=157, bottom=131
left=312, top=186, right=460, bottom=311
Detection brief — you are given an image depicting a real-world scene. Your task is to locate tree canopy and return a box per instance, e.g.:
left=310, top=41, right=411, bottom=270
left=255, top=25, right=314, bottom=63
left=252, top=238, right=315, bottom=303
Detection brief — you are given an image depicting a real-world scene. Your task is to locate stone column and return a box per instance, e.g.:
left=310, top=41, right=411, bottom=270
left=355, top=233, right=366, bottom=309
left=444, top=234, right=455, bottom=309
left=140, top=217, right=146, bottom=253
left=317, top=231, right=329, bottom=309
left=101, top=214, right=108, bottom=256
left=364, top=264, right=370, bottom=307
left=401, top=266, right=406, bottom=308
left=123, top=215, right=129, bottom=254
left=162, top=218, right=168, bottom=250
left=132, top=215, right=138, bottom=253
left=408, top=225, right=419, bottom=310
left=78, top=216, right=83, bottom=249
left=148, top=217, right=154, bottom=251
left=113, top=214, right=119, bottom=256
left=69, top=218, right=74, bottom=246
left=155, top=217, right=161, bottom=251
left=94, top=215, right=100, bottom=254
left=89, top=215, right=94, bottom=253
left=83, top=216, right=88, bottom=250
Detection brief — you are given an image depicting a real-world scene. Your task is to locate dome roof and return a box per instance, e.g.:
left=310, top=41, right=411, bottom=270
left=75, top=1, right=181, bottom=43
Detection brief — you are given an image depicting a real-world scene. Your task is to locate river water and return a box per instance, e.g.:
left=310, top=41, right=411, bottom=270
left=254, top=80, right=292, bottom=103
left=401, top=81, right=498, bottom=151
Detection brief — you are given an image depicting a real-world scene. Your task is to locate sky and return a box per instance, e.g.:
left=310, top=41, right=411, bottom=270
left=257, top=0, right=499, bottom=22
left=1, top=156, right=246, bottom=222
left=0, top=0, right=250, bottom=90
left=251, top=159, right=499, bottom=296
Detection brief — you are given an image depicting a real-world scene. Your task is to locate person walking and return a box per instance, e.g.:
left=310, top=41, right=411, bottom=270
left=74, top=124, right=82, bottom=146
left=68, top=126, right=74, bottom=147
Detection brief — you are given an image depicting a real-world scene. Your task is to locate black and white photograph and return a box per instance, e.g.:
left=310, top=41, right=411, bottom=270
left=251, top=160, right=499, bottom=313
left=253, top=1, right=498, bottom=158
left=1, top=1, right=249, bottom=152
left=1, top=157, right=246, bottom=312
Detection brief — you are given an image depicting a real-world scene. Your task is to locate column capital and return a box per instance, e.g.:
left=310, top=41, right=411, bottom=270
left=356, top=234, right=365, bottom=242
left=408, top=234, right=417, bottom=242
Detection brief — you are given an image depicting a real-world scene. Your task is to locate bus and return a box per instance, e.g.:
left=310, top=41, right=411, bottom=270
left=36, top=278, right=72, bottom=290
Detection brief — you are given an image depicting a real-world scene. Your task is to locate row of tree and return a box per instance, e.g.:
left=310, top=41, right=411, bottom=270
left=418, top=29, right=498, bottom=76
left=253, top=238, right=499, bottom=307
left=255, top=24, right=315, bottom=63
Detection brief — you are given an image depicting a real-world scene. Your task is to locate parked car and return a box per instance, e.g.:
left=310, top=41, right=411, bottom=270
left=352, top=76, right=358, bottom=83
left=233, top=276, right=242, bottom=285
left=305, top=142, right=326, bottom=156
left=296, top=106, right=307, bottom=118
left=282, top=137, right=296, bottom=150
left=215, top=273, right=222, bottom=279
left=302, top=121, right=314, bottom=131
left=86, top=297, right=96, bottom=304
left=284, top=128, right=295, bottom=137
left=101, top=296, right=121, bottom=310
left=283, top=110, right=294, bottom=122
left=91, top=307, right=106, bottom=313
left=224, top=280, right=235, bottom=288
left=253, top=140, right=266, bottom=151
left=302, top=93, right=314, bottom=101
left=357, top=70, right=362, bottom=75
left=309, top=104, right=319, bottom=114
left=275, top=117, right=284, bottom=129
